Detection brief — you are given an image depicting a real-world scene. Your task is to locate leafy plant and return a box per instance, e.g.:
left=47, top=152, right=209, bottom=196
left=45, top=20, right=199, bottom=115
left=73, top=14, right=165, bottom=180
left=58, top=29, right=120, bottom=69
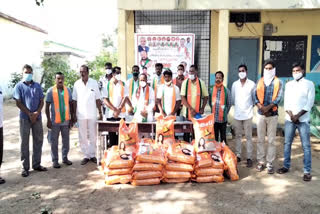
left=41, top=55, right=77, bottom=92
left=8, top=72, right=23, bottom=88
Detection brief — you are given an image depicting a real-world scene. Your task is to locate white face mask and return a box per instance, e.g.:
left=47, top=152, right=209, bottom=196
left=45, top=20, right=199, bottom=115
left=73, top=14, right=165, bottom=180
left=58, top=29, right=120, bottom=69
left=106, top=69, right=112, bottom=75
left=263, top=68, right=276, bottom=86
left=115, top=74, right=121, bottom=81
left=189, top=74, right=195, bottom=80
left=165, top=80, right=172, bottom=86
left=238, top=72, right=247, bottom=80
left=140, top=81, right=147, bottom=88
left=293, top=72, right=303, bottom=80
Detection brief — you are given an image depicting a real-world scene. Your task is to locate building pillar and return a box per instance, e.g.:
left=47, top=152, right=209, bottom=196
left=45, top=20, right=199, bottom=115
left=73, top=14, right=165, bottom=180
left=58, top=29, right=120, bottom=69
left=217, top=10, right=229, bottom=85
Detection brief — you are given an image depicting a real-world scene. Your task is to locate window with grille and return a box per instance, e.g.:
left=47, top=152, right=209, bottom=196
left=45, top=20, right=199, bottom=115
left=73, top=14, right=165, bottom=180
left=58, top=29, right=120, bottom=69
left=134, top=10, right=211, bottom=86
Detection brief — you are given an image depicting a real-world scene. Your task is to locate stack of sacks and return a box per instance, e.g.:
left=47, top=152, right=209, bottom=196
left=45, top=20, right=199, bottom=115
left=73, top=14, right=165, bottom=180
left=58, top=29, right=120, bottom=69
left=194, top=150, right=225, bottom=183
left=221, top=143, right=239, bottom=181
left=164, top=141, right=195, bottom=183
left=131, top=138, right=166, bottom=186
left=192, top=114, right=225, bottom=183
left=104, top=120, right=138, bottom=185
left=155, top=115, right=176, bottom=150
left=104, top=146, right=134, bottom=185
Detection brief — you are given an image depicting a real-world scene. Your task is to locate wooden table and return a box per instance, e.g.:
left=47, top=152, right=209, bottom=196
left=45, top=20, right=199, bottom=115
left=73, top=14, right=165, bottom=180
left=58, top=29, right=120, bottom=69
left=96, top=120, right=193, bottom=165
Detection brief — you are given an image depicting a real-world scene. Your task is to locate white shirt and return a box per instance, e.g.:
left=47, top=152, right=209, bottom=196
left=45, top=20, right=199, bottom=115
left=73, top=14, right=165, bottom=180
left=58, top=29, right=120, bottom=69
left=231, top=78, right=255, bottom=120
left=102, top=80, right=129, bottom=119
left=284, top=78, right=315, bottom=122
left=132, top=86, right=155, bottom=122
left=0, top=86, right=3, bottom=128
left=72, top=78, right=101, bottom=120
left=156, top=84, right=181, bottom=116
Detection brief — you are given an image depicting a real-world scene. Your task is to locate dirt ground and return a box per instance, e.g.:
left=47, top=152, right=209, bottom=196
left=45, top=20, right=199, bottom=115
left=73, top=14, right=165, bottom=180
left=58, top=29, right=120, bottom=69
left=0, top=100, right=320, bottom=214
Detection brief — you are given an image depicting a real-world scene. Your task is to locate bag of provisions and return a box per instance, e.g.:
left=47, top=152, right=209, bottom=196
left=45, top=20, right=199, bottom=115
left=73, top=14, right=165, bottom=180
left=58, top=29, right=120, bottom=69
left=105, top=174, right=132, bottom=185
left=131, top=178, right=161, bottom=186
left=195, top=151, right=224, bottom=169
left=105, top=146, right=134, bottom=169
left=155, top=115, right=176, bottom=149
left=136, top=138, right=166, bottom=165
left=222, top=144, right=239, bottom=181
left=192, top=114, right=218, bottom=153
left=118, top=119, right=138, bottom=157
left=167, top=141, right=195, bottom=164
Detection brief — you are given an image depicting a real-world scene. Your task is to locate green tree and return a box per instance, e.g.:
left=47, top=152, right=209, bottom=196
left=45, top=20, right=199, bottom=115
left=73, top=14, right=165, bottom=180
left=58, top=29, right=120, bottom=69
left=41, top=55, right=78, bottom=92
left=9, top=72, right=23, bottom=88
left=86, top=34, right=117, bottom=81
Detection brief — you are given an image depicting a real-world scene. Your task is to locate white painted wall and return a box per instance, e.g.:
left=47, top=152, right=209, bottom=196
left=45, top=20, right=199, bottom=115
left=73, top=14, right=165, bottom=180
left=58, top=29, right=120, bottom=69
left=0, top=17, right=47, bottom=98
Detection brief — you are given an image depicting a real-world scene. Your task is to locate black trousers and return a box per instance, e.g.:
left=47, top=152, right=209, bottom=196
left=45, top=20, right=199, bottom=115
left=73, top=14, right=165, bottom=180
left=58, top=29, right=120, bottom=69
left=214, top=122, right=227, bottom=144
left=107, top=118, right=121, bottom=147
left=0, top=127, right=3, bottom=167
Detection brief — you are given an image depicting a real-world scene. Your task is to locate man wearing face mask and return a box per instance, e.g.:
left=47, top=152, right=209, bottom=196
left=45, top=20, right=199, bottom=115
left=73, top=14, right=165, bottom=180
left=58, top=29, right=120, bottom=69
left=211, top=71, right=232, bottom=144
left=254, top=60, right=283, bottom=174
left=13, top=64, right=47, bottom=177
left=157, top=69, right=181, bottom=117
left=132, top=73, right=155, bottom=123
left=126, top=65, right=140, bottom=103
left=173, top=64, right=185, bottom=90
left=152, top=63, right=165, bottom=112
left=73, top=65, right=102, bottom=165
left=181, top=65, right=209, bottom=141
left=277, top=62, right=315, bottom=182
left=231, top=65, right=255, bottom=167
left=103, top=67, right=129, bottom=146
left=99, top=62, right=113, bottom=121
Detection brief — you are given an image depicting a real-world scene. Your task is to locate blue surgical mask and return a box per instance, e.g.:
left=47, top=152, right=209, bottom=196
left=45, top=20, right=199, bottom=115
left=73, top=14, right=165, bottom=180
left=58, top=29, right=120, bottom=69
left=23, top=73, right=33, bottom=82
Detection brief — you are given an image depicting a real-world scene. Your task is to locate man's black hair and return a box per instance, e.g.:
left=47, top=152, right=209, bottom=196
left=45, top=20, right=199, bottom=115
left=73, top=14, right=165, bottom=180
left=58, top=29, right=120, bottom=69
left=105, top=62, right=112, bottom=68
left=163, top=69, right=173, bottom=77
left=155, top=63, right=163, bottom=69
left=264, top=60, right=276, bottom=68
left=112, top=66, right=121, bottom=73
left=292, top=62, right=305, bottom=70
left=22, top=64, right=33, bottom=72
left=190, top=64, right=198, bottom=71
left=132, top=65, right=140, bottom=70
left=238, top=64, right=248, bottom=71
left=215, top=71, right=224, bottom=79
left=80, top=64, right=89, bottom=72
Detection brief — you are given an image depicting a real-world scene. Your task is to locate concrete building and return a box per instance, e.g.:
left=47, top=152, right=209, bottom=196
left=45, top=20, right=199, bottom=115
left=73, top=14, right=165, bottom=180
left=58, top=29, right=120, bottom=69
left=116, top=0, right=320, bottom=88
left=43, top=40, right=89, bottom=71
left=0, top=11, right=47, bottom=97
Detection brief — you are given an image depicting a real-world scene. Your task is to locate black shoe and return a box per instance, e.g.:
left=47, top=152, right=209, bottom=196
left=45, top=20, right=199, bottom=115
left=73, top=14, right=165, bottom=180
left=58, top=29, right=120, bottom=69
left=63, top=159, right=73, bottom=166
left=33, top=166, right=48, bottom=172
left=81, top=158, right=90, bottom=165
left=0, top=177, right=5, bottom=184
left=267, top=164, right=275, bottom=174
left=246, top=159, right=253, bottom=168
left=237, top=157, right=241, bottom=163
left=53, top=162, right=61, bottom=169
left=90, top=157, right=97, bottom=164
left=21, top=170, right=29, bottom=177
left=303, top=173, right=312, bottom=182
left=256, top=163, right=265, bottom=172
left=277, top=167, right=289, bottom=174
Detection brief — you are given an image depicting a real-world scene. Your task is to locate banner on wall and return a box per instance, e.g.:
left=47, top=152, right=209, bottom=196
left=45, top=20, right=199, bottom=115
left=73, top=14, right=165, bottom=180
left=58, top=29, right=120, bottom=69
left=135, top=33, right=195, bottom=79
left=311, top=35, right=320, bottom=72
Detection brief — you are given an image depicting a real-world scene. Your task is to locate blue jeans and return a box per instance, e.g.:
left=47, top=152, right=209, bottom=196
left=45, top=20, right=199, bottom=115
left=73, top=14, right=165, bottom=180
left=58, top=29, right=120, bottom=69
left=284, top=120, right=311, bottom=173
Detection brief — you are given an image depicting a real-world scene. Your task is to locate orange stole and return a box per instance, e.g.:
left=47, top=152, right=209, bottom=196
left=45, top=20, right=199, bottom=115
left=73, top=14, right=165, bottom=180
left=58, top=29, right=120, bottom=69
left=256, top=77, right=280, bottom=111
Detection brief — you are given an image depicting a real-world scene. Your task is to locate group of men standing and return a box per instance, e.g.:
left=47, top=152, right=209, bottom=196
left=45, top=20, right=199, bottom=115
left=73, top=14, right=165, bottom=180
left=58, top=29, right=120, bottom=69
left=230, top=61, right=314, bottom=182
left=0, top=59, right=314, bottom=184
